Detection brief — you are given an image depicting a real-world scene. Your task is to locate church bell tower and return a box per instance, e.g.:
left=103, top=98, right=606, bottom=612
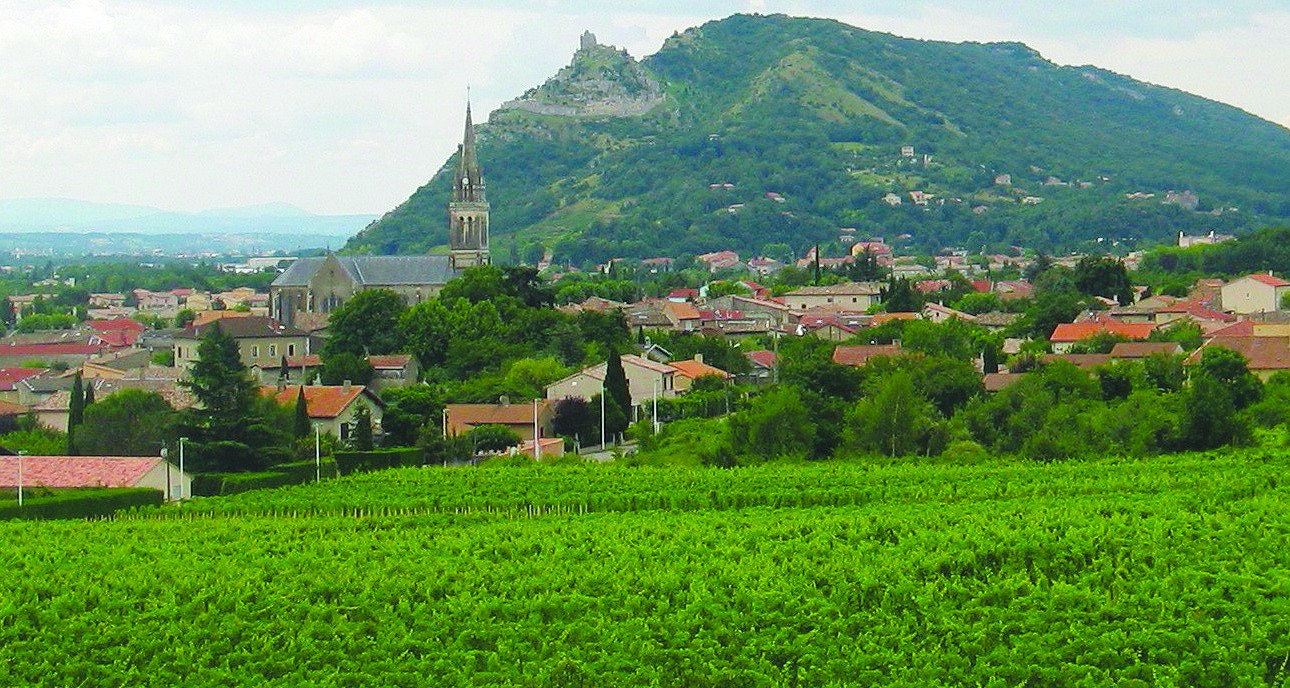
left=448, top=101, right=490, bottom=270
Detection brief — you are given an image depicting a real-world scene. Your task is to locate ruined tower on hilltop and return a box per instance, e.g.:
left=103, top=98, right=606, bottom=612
left=448, top=101, right=489, bottom=270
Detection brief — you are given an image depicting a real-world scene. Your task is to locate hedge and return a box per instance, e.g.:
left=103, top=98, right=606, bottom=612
left=190, top=460, right=340, bottom=497
left=335, top=448, right=424, bottom=476
left=0, top=488, right=163, bottom=521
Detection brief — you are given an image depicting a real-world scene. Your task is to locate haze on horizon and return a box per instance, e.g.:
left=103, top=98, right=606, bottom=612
left=1, top=0, right=1286, bottom=217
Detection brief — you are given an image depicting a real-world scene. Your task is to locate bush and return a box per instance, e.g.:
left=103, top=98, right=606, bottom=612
left=334, top=448, right=425, bottom=476
left=941, top=440, right=990, bottom=464
left=0, top=488, right=162, bottom=520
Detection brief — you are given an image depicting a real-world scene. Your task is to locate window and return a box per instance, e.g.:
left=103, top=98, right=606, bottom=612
left=252, top=346, right=260, bottom=358
left=288, top=344, right=296, bottom=357
left=269, top=344, right=277, bottom=357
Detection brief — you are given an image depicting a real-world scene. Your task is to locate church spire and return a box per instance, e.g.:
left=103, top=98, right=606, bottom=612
left=454, top=100, right=484, bottom=203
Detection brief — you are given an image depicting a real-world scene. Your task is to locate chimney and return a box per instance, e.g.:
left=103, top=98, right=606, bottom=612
left=694, top=353, right=704, bottom=364
left=342, top=379, right=352, bottom=393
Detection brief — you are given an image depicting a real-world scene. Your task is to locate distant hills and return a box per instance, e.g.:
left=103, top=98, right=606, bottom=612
left=348, top=13, right=1290, bottom=263
left=0, top=198, right=374, bottom=238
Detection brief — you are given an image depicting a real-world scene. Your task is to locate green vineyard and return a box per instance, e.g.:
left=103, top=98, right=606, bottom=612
left=2, top=450, right=1288, bottom=686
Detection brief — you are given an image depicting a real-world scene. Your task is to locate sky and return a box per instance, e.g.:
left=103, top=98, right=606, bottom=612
left=1, top=0, right=1287, bottom=216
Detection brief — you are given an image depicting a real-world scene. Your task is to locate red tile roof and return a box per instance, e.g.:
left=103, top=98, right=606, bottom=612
left=1157, top=301, right=1237, bottom=322
left=87, top=319, right=146, bottom=333
left=263, top=385, right=379, bottom=419
left=832, top=344, right=904, bottom=367
left=1206, top=320, right=1255, bottom=337
left=0, top=456, right=162, bottom=489
left=1186, top=337, right=1290, bottom=370
left=1050, top=322, right=1156, bottom=342
left=0, top=367, right=47, bottom=391
left=745, top=349, right=777, bottom=369
left=0, top=343, right=106, bottom=357
left=669, top=359, right=733, bottom=381
left=446, top=400, right=552, bottom=433
left=367, top=355, right=413, bottom=370
left=1246, top=273, right=1290, bottom=288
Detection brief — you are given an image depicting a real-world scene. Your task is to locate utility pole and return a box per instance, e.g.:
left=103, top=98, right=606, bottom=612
left=652, top=380, right=659, bottom=434
left=600, top=392, right=606, bottom=449
left=179, top=437, right=188, bottom=500
left=17, top=451, right=25, bottom=507
left=314, top=427, right=321, bottom=483
left=533, top=398, right=541, bottom=461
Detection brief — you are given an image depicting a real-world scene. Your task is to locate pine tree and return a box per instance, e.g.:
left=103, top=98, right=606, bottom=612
left=293, top=386, right=311, bottom=439
left=181, top=324, right=258, bottom=440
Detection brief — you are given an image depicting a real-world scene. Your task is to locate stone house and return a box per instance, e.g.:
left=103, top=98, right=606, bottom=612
left=1220, top=273, right=1290, bottom=314
left=545, top=355, right=676, bottom=410
left=782, top=283, right=882, bottom=312
left=444, top=400, right=555, bottom=442
left=264, top=384, right=385, bottom=441
left=174, top=317, right=310, bottom=373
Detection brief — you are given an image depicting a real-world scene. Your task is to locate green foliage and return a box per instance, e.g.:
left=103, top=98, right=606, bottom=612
left=150, top=349, right=175, bottom=367
left=292, top=387, right=311, bottom=439
left=351, top=405, right=374, bottom=451
left=1181, top=373, right=1252, bottom=450
left=334, top=448, right=424, bottom=476
left=0, top=488, right=161, bottom=521
left=323, top=289, right=408, bottom=356
left=551, top=397, right=595, bottom=445
left=727, top=386, right=815, bottom=462
left=319, top=352, right=374, bottom=387
left=465, top=424, right=522, bottom=453
left=1073, top=255, right=1132, bottom=304
left=845, top=371, right=937, bottom=457
left=0, top=426, right=68, bottom=456
left=380, top=386, right=442, bottom=447
left=76, top=390, right=176, bottom=457
left=1194, top=346, right=1263, bottom=410
left=16, top=313, right=77, bottom=333
left=602, top=350, right=631, bottom=423
left=67, top=373, right=85, bottom=454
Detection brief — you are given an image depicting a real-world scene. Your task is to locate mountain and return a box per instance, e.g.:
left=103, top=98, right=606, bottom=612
left=0, top=198, right=375, bottom=238
left=347, top=13, right=1290, bottom=263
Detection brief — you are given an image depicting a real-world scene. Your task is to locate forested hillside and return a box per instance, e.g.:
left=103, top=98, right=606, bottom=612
left=347, top=13, right=1290, bottom=264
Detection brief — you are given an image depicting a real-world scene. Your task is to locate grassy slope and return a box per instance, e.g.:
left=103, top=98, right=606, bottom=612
left=1, top=450, right=1288, bottom=685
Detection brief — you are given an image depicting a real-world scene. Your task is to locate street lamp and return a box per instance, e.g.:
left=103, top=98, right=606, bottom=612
left=178, top=437, right=188, bottom=500
left=16, top=450, right=25, bottom=508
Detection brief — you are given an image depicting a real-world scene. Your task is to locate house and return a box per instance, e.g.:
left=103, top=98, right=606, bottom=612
left=783, top=283, right=882, bottom=312
left=798, top=314, right=866, bottom=341
left=1185, top=337, right=1290, bottom=381
left=870, top=312, right=920, bottom=327
left=1049, top=322, right=1156, bottom=353
left=624, top=303, right=673, bottom=338
left=174, top=316, right=310, bottom=373
left=661, top=301, right=703, bottom=332
left=640, top=257, right=673, bottom=273
left=0, top=368, right=48, bottom=404
left=667, top=288, right=699, bottom=303
left=742, top=349, right=777, bottom=386
left=512, top=437, right=566, bottom=460
left=264, top=384, right=385, bottom=441
left=368, top=355, right=420, bottom=390
left=994, top=174, right=1012, bottom=186
left=0, top=342, right=108, bottom=368
left=668, top=355, right=733, bottom=393
left=909, top=191, right=932, bottom=206
left=1155, top=301, right=1237, bottom=332
left=445, top=400, right=554, bottom=442
left=1220, top=273, right=1290, bottom=314
left=922, top=302, right=976, bottom=324
left=85, top=319, right=146, bottom=348
left=995, top=281, right=1034, bottom=301
left=545, top=355, right=676, bottom=410
left=0, top=455, right=192, bottom=501
left=832, top=344, right=904, bottom=367
left=1108, top=342, right=1185, bottom=359
left=974, top=312, right=1020, bottom=332
left=696, top=251, right=741, bottom=272
left=746, top=257, right=784, bottom=276
left=983, top=372, right=1025, bottom=392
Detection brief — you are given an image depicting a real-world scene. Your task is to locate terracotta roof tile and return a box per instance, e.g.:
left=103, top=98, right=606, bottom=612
left=1187, top=337, right=1290, bottom=370
left=263, top=385, right=379, bottom=418
left=832, top=344, right=904, bottom=367
left=1050, top=322, right=1156, bottom=342
left=1109, top=342, right=1184, bottom=358
left=367, top=355, right=413, bottom=370
left=745, top=349, right=777, bottom=369
left=669, top=359, right=733, bottom=381
left=446, top=400, right=552, bottom=429
left=0, top=456, right=161, bottom=489
left=1246, top=273, right=1290, bottom=288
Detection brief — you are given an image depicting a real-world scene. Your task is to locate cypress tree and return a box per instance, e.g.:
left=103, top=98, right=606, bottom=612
left=83, top=383, right=95, bottom=407
left=67, top=373, right=85, bottom=455
left=603, top=349, right=632, bottom=424
left=353, top=405, right=374, bottom=450
left=293, top=386, right=311, bottom=439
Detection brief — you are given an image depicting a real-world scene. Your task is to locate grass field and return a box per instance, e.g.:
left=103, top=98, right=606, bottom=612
left=1, top=450, right=1288, bottom=686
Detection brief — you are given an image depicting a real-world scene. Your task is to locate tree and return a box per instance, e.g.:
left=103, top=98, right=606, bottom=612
left=1144, top=353, right=1186, bottom=392
left=727, top=386, right=816, bottom=462
left=67, top=373, right=85, bottom=454
left=381, top=386, right=442, bottom=447
left=552, top=397, right=595, bottom=444
left=351, top=404, right=374, bottom=450
left=76, top=390, right=176, bottom=457
left=1195, top=347, right=1262, bottom=410
left=1074, top=256, right=1133, bottom=304
left=181, top=324, right=260, bottom=458
left=399, top=300, right=454, bottom=370
left=982, top=341, right=1000, bottom=374
left=1097, top=361, right=1138, bottom=401
left=323, top=289, right=407, bottom=356
left=845, top=372, right=936, bottom=457
left=174, top=309, right=197, bottom=329
left=466, top=424, right=522, bottom=452
left=1180, top=372, right=1250, bottom=450
left=320, top=352, right=374, bottom=387
left=881, top=277, right=923, bottom=312
left=603, top=350, right=632, bottom=425
left=292, top=386, right=311, bottom=439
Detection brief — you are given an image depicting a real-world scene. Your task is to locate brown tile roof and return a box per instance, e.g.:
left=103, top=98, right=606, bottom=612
left=0, top=456, right=163, bottom=489
left=787, top=282, right=882, bottom=297
left=446, top=400, right=552, bottom=430
left=1109, top=342, right=1184, bottom=358
left=263, top=385, right=381, bottom=418
left=1186, top=337, right=1290, bottom=370
left=182, top=316, right=306, bottom=340
left=832, top=344, right=904, bottom=367
left=0, top=399, right=28, bottom=415
left=621, top=354, right=676, bottom=375
left=662, top=301, right=702, bottom=321
left=669, top=359, right=733, bottom=381
left=984, top=372, right=1025, bottom=392
left=1050, top=322, right=1155, bottom=342
left=367, top=355, right=413, bottom=370
left=870, top=312, right=920, bottom=326
left=974, top=311, right=1020, bottom=327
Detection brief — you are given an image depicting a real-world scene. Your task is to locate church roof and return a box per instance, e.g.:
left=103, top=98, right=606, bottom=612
left=272, top=255, right=456, bottom=288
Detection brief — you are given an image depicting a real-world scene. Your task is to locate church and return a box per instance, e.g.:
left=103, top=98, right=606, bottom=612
left=269, top=103, right=490, bottom=327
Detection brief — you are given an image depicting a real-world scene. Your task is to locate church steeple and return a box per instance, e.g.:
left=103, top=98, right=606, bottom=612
left=448, top=99, right=490, bottom=270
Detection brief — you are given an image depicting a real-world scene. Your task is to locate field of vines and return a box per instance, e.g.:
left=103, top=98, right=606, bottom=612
left=1, top=449, right=1288, bottom=686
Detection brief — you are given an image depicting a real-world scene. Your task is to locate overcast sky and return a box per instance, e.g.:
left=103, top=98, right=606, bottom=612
left=1, top=0, right=1286, bottom=215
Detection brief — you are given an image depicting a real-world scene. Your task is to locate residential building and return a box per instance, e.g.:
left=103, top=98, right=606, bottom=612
left=174, top=317, right=310, bottom=373
left=1049, top=322, right=1156, bottom=353
left=368, top=355, right=420, bottom=390
left=0, top=456, right=191, bottom=502
left=832, top=344, right=904, bottom=367
left=783, top=283, right=882, bottom=312
left=545, top=355, right=676, bottom=409
left=264, top=384, right=385, bottom=441
left=1220, top=273, right=1290, bottom=314
left=668, top=355, right=733, bottom=393
left=922, top=302, right=976, bottom=324
left=1108, top=342, right=1184, bottom=360
left=0, top=368, right=48, bottom=404
left=0, top=342, right=108, bottom=368
left=1185, top=337, right=1290, bottom=381
left=742, top=349, right=777, bottom=386
left=445, top=400, right=554, bottom=442
left=696, top=251, right=741, bottom=272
